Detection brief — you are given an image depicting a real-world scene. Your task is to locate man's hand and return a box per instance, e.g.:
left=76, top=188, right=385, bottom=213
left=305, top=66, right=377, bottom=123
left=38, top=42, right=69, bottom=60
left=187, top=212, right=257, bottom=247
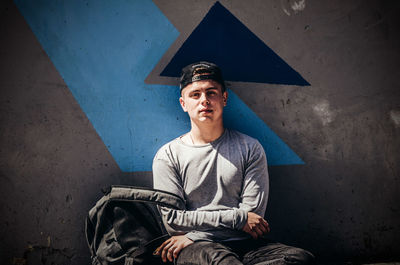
left=242, top=212, right=270, bottom=239
left=154, top=235, right=194, bottom=263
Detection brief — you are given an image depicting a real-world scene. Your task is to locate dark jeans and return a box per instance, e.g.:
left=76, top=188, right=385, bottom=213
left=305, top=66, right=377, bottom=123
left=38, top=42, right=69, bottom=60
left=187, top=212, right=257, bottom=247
left=175, top=238, right=315, bottom=265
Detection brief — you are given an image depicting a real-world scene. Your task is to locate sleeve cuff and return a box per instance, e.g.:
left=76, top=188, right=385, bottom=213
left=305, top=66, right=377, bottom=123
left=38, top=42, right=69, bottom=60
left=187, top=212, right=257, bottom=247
left=234, top=208, right=248, bottom=230
left=185, top=231, right=214, bottom=242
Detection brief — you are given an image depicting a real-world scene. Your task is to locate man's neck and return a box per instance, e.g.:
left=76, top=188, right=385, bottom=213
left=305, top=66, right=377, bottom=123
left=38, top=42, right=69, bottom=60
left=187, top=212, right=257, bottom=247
left=189, top=122, right=225, bottom=145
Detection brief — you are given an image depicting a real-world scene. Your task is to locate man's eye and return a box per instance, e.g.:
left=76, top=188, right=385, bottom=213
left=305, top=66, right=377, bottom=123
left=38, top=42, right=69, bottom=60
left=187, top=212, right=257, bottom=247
left=191, top=93, right=200, bottom=98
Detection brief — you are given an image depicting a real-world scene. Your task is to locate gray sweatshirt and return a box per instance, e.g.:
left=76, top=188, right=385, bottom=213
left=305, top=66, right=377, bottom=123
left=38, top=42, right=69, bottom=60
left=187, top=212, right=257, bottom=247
left=152, top=129, right=269, bottom=242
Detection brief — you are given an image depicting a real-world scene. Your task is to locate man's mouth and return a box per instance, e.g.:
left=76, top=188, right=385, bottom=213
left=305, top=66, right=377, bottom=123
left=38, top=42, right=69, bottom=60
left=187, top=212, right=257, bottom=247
left=199, top=109, right=213, bottom=113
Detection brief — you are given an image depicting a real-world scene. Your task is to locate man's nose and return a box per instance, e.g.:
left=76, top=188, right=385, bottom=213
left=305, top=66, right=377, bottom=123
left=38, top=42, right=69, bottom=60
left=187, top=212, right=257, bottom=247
left=200, top=93, right=209, bottom=105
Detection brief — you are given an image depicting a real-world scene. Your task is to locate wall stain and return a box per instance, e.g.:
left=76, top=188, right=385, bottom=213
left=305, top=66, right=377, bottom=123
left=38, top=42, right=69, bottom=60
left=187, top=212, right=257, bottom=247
left=13, top=246, right=75, bottom=265
left=389, top=110, right=400, bottom=127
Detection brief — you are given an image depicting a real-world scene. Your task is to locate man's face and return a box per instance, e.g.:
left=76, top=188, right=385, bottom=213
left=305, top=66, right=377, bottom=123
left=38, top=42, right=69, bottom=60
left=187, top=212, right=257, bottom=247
left=179, top=80, right=227, bottom=124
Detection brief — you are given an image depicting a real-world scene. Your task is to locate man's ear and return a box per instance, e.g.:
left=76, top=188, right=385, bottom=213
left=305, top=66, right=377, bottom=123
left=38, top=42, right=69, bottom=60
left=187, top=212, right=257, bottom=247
left=223, top=91, right=228, bottom=106
left=179, top=97, right=187, bottom=112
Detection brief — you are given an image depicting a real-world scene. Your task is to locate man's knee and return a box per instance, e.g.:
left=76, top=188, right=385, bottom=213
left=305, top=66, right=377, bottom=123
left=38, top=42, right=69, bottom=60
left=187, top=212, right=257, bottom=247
left=282, top=247, right=315, bottom=265
left=177, top=241, right=241, bottom=265
left=243, top=242, right=315, bottom=265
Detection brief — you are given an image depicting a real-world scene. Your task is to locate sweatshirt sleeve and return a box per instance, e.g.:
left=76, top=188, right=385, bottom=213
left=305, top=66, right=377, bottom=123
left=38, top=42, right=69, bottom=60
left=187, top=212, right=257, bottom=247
left=239, top=141, right=269, bottom=218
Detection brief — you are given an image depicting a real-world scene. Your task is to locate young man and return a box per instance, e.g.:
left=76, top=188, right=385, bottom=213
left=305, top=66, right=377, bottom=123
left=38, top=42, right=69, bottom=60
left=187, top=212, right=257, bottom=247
left=152, top=62, right=314, bottom=264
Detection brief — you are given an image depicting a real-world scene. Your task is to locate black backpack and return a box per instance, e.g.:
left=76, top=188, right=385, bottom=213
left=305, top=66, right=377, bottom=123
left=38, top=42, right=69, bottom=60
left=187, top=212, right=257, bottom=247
left=85, top=185, right=185, bottom=265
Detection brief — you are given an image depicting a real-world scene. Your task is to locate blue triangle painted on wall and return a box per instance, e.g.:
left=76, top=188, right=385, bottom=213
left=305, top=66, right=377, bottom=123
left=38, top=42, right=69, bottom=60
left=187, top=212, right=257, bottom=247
left=161, top=1, right=309, bottom=86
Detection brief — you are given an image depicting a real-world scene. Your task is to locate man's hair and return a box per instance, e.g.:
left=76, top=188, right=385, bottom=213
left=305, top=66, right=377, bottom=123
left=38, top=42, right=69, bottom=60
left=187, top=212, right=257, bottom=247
left=180, top=61, right=225, bottom=93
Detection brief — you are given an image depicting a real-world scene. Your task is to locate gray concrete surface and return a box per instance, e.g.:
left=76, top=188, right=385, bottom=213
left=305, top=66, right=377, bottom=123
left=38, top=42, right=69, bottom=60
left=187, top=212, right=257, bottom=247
left=1, top=0, right=400, bottom=264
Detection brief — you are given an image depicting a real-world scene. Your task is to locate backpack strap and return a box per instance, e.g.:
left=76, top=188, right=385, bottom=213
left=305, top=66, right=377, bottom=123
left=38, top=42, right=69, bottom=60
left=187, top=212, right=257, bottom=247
left=128, top=234, right=170, bottom=258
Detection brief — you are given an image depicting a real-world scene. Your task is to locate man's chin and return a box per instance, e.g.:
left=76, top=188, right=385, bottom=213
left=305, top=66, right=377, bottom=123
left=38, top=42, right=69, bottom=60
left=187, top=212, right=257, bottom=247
left=198, top=117, right=213, bottom=122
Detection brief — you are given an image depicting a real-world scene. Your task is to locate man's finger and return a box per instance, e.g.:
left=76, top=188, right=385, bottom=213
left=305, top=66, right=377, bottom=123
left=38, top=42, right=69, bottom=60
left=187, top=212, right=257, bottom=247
left=257, top=222, right=268, bottom=234
left=161, top=247, right=167, bottom=263
left=154, top=238, right=171, bottom=256
left=167, top=246, right=175, bottom=262
left=250, top=230, right=258, bottom=239
left=160, top=238, right=171, bottom=248
left=173, top=245, right=183, bottom=259
left=253, top=226, right=264, bottom=237
left=266, top=223, right=271, bottom=233
left=156, top=238, right=171, bottom=253
left=161, top=241, right=174, bottom=262
left=261, top=219, right=270, bottom=233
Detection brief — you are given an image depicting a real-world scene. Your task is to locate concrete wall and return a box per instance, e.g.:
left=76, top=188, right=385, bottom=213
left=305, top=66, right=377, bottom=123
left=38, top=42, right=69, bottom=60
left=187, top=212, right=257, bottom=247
left=1, top=0, right=399, bottom=264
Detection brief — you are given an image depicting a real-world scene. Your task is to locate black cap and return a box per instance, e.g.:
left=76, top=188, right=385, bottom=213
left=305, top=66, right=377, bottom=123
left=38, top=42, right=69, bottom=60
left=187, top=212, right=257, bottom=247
left=180, top=61, right=225, bottom=92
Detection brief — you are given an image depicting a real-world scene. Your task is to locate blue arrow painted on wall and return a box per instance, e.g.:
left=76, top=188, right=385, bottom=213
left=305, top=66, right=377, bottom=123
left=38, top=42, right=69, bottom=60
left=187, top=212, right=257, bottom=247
left=14, top=0, right=304, bottom=172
